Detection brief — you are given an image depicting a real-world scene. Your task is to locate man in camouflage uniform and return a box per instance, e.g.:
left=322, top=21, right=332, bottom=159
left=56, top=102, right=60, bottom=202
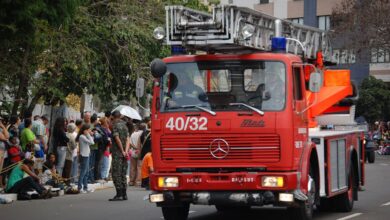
left=109, top=110, right=130, bottom=201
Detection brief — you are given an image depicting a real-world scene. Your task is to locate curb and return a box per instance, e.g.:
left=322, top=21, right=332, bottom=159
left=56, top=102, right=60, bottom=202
left=0, top=181, right=114, bottom=203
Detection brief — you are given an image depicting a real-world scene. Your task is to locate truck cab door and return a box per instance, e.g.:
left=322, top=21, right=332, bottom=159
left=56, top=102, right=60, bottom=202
left=292, top=65, right=309, bottom=160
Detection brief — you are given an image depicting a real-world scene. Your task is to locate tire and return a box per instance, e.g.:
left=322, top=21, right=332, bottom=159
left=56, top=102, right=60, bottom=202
left=317, top=198, right=331, bottom=212
left=367, top=151, right=375, bottom=163
left=161, top=204, right=190, bottom=220
left=334, top=166, right=356, bottom=212
left=215, top=205, right=251, bottom=213
left=288, top=167, right=316, bottom=220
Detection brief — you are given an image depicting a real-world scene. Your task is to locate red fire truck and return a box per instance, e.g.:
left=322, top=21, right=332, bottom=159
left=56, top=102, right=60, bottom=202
left=146, top=5, right=365, bottom=220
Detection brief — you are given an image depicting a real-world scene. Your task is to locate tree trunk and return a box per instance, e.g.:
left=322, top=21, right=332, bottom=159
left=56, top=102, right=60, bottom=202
left=26, top=92, right=44, bottom=115
left=11, top=46, right=30, bottom=117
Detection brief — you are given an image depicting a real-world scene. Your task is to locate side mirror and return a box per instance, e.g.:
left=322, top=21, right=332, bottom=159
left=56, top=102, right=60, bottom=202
left=150, top=58, right=167, bottom=78
left=136, top=78, right=145, bottom=98
left=263, top=91, right=271, bottom=100
left=309, top=72, right=322, bottom=93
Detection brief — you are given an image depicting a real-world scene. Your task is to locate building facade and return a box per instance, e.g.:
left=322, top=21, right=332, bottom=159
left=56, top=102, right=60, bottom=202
left=220, top=0, right=390, bottom=85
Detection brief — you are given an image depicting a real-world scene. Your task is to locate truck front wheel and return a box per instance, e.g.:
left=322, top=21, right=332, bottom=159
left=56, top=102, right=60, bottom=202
left=161, top=204, right=190, bottom=220
left=288, top=167, right=316, bottom=220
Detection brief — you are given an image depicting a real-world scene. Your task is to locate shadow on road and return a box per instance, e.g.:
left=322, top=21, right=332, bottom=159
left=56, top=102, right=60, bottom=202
left=188, top=208, right=334, bottom=220
left=188, top=207, right=331, bottom=220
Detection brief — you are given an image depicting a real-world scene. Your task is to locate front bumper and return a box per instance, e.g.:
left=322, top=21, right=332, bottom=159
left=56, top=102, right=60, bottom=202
left=149, top=190, right=299, bottom=207
left=149, top=171, right=304, bottom=207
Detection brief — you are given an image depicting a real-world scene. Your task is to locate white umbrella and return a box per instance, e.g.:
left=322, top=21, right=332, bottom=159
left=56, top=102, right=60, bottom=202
left=112, top=105, right=142, bottom=121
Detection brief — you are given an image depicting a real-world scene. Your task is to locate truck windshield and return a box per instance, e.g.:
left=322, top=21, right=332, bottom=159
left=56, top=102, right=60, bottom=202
left=160, top=60, right=286, bottom=113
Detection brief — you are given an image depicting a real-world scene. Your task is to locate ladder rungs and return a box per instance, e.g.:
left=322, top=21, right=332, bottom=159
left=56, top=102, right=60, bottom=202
left=165, top=5, right=332, bottom=61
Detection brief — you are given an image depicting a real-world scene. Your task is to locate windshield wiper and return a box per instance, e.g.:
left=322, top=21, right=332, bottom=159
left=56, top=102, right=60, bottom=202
left=167, top=104, right=216, bottom=116
left=182, top=105, right=217, bottom=116
left=229, top=103, right=264, bottom=116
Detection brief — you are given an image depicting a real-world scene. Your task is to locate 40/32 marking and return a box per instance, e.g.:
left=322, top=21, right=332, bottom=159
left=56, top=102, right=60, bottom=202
left=165, top=117, right=208, bottom=131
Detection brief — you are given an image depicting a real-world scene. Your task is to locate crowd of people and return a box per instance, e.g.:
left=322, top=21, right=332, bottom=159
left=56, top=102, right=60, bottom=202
left=370, top=121, right=390, bottom=155
left=0, top=109, right=153, bottom=201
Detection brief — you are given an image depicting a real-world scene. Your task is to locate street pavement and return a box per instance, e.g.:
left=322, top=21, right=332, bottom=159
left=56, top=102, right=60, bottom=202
left=1, top=155, right=390, bottom=220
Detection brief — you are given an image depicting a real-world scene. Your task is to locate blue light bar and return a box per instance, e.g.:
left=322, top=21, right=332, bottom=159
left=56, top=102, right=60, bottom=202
left=171, top=45, right=187, bottom=55
left=271, top=37, right=286, bottom=52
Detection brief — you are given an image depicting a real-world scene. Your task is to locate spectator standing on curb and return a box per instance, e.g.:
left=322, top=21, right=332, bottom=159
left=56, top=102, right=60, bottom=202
left=98, top=117, right=112, bottom=181
left=0, top=117, right=10, bottom=188
left=140, top=118, right=152, bottom=160
left=76, top=124, right=94, bottom=193
left=83, top=111, right=91, bottom=125
left=20, top=119, right=39, bottom=152
left=7, top=115, right=21, bottom=144
left=75, top=119, right=83, bottom=132
left=89, top=114, right=99, bottom=183
left=129, top=123, right=144, bottom=186
left=53, top=117, right=69, bottom=177
left=92, top=114, right=107, bottom=181
left=70, top=119, right=83, bottom=183
left=32, top=115, right=47, bottom=174
left=64, top=123, right=77, bottom=185
left=18, top=111, right=32, bottom=135
left=109, top=111, right=130, bottom=201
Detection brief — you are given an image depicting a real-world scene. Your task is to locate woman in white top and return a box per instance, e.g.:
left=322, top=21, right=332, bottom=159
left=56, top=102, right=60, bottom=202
left=76, top=124, right=94, bottom=193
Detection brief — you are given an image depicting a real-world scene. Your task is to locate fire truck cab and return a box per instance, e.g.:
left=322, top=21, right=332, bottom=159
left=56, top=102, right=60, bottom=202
left=147, top=5, right=364, bottom=220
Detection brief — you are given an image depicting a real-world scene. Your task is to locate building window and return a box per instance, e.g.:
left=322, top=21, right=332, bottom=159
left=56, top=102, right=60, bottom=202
left=259, top=0, right=269, bottom=4
left=371, top=48, right=390, bottom=63
left=290, top=17, right=303, bottom=25
left=318, top=16, right=330, bottom=30
left=332, top=49, right=356, bottom=64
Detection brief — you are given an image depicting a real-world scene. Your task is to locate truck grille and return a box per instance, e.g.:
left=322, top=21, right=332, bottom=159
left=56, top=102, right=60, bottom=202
left=160, top=134, right=280, bottom=162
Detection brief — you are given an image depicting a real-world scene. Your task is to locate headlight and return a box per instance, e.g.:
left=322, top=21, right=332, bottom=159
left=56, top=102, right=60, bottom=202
left=158, top=177, right=179, bottom=188
left=241, top=24, right=255, bottom=40
left=153, top=27, right=165, bottom=40
left=149, top=194, right=164, bottom=203
left=261, top=176, right=284, bottom=187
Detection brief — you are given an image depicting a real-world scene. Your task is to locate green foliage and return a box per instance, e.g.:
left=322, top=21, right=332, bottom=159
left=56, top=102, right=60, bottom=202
left=356, top=76, right=390, bottom=123
left=0, top=0, right=82, bottom=115
left=0, top=0, right=208, bottom=114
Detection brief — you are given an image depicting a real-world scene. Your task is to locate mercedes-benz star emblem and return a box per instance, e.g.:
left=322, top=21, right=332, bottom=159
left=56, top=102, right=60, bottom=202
left=209, top=139, right=230, bottom=159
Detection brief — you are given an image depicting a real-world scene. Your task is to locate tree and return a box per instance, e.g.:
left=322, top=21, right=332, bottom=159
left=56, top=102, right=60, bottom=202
left=332, top=0, right=390, bottom=57
left=0, top=0, right=209, bottom=115
left=40, top=0, right=209, bottom=112
left=0, top=0, right=82, bottom=115
left=356, top=76, right=390, bottom=123
left=28, top=0, right=172, bottom=114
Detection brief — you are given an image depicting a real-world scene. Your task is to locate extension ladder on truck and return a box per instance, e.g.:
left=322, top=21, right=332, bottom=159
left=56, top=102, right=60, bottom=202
left=165, top=5, right=333, bottom=62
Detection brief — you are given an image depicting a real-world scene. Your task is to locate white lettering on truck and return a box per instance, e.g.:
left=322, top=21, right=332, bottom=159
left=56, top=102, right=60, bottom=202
left=166, top=117, right=208, bottom=131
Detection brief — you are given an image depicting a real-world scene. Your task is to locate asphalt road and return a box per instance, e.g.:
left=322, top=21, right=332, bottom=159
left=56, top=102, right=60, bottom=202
left=1, top=155, right=390, bottom=220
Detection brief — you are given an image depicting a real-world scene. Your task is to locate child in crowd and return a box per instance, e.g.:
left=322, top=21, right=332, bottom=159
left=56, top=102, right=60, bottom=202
left=42, top=153, right=57, bottom=186
left=7, top=136, right=22, bottom=164
left=141, top=151, right=153, bottom=190
left=24, top=142, right=35, bottom=161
